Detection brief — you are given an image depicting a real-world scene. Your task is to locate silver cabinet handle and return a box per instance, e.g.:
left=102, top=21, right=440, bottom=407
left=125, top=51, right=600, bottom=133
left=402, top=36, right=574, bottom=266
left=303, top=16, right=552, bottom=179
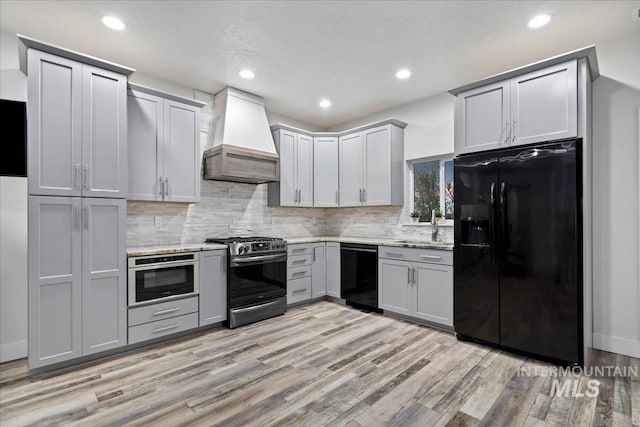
left=292, top=271, right=307, bottom=276
left=222, top=256, right=226, bottom=274
left=292, top=259, right=306, bottom=264
left=407, top=268, right=411, bottom=284
left=413, top=268, right=417, bottom=284
left=74, top=164, right=80, bottom=190
left=504, top=120, right=509, bottom=144
left=165, top=177, right=169, bottom=196
left=335, top=190, right=338, bottom=204
left=73, top=206, right=80, bottom=231
left=386, top=252, right=403, bottom=258
left=83, top=166, right=89, bottom=190
left=420, top=255, right=442, bottom=260
left=152, top=324, right=180, bottom=334
left=152, top=307, right=180, bottom=316
left=363, top=189, right=366, bottom=202
left=292, top=248, right=307, bottom=253
left=511, top=120, right=516, bottom=144
left=159, top=177, right=164, bottom=196
left=359, top=189, right=363, bottom=202
left=292, top=288, right=307, bottom=294
left=313, top=247, right=316, bottom=262
left=83, top=206, right=89, bottom=229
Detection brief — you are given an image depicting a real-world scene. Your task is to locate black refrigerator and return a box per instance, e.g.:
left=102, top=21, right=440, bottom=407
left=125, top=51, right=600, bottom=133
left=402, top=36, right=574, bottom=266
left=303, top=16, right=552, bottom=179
left=454, top=139, right=582, bottom=365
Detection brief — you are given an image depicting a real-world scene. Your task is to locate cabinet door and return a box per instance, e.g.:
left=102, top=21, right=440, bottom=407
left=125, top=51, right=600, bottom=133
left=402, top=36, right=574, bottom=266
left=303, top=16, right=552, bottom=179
left=378, top=259, right=412, bottom=316
left=413, top=263, right=453, bottom=326
left=81, top=198, right=127, bottom=355
left=81, top=65, right=127, bottom=198
left=311, top=243, right=326, bottom=298
left=454, top=80, right=510, bottom=155
left=163, top=100, right=201, bottom=203
left=27, top=50, right=82, bottom=197
left=296, top=134, right=314, bottom=207
left=28, top=196, right=82, bottom=369
left=363, top=125, right=391, bottom=205
left=339, top=132, right=363, bottom=207
left=326, top=242, right=341, bottom=298
left=313, top=137, right=339, bottom=207
left=127, top=89, right=163, bottom=201
left=510, top=60, right=577, bottom=146
left=276, top=130, right=297, bottom=206
left=199, top=250, right=227, bottom=326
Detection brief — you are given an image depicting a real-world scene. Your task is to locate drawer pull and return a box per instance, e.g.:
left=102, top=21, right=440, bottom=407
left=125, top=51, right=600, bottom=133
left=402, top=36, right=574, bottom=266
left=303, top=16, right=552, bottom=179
left=292, top=249, right=307, bottom=254
left=152, top=307, right=180, bottom=316
left=292, top=271, right=308, bottom=276
left=292, top=289, right=308, bottom=294
left=386, top=252, right=403, bottom=258
left=292, top=259, right=306, bottom=264
left=152, top=324, right=180, bottom=333
left=420, top=255, right=442, bottom=260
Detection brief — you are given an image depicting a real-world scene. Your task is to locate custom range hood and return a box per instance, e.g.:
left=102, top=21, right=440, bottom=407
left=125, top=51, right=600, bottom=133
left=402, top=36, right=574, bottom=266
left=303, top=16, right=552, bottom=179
left=203, top=87, right=279, bottom=183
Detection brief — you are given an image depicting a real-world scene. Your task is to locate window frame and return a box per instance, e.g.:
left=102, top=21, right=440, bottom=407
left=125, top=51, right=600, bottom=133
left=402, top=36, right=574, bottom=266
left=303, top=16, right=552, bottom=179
left=408, top=155, right=454, bottom=225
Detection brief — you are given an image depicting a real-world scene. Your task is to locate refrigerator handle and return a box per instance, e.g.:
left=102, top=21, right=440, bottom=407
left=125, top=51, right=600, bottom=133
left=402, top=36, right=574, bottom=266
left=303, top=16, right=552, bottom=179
left=490, top=183, right=495, bottom=204
left=490, top=182, right=496, bottom=265
left=500, top=182, right=507, bottom=267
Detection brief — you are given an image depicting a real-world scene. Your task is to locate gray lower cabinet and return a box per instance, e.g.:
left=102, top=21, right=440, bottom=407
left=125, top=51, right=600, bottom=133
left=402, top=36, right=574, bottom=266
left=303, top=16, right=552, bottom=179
left=378, top=248, right=453, bottom=327
left=287, top=244, right=313, bottom=304
left=326, top=242, right=341, bottom=298
left=199, top=250, right=227, bottom=326
left=129, top=313, right=199, bottom=344
left=311, top=243, right=327, bottom=298
left=128, top=296, right=199, bottom=344
left=127, top=84, right=202, bottom=203
left=27, top=49, right=127, bottom=198
left=28, top=196, right=126, bottom=369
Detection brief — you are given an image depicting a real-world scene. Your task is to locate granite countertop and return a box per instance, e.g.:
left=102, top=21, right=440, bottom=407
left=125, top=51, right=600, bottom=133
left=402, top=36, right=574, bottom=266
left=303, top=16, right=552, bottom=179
left=127, top=243, right=228, bottom=257
left=284, top=236, right=454, bottom=251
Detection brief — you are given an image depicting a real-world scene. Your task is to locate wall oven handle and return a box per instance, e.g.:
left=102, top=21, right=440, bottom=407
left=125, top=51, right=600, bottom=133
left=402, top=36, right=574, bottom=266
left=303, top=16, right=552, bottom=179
left=232, top=254, right=287, bottom=263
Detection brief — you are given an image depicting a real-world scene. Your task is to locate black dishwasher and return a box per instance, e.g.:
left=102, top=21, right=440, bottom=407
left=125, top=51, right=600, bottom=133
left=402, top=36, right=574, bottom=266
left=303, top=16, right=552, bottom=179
left=340, top=243, right=380, bottom=312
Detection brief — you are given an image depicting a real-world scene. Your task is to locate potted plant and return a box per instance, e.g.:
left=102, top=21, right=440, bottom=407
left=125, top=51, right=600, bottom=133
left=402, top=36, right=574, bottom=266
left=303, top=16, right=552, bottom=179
left=433, top=209, right=443, bottom=223
left=410, top=211, right=421, bottom=223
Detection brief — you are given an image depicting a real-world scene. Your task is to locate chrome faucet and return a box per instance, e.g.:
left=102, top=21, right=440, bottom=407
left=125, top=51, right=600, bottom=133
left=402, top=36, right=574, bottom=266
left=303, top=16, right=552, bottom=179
left=431, top=210, right=439, bottom=241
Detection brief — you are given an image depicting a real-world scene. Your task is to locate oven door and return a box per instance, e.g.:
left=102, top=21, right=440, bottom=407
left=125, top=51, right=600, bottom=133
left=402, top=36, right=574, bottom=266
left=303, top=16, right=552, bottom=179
left=129, top=260, right=199, bottom=306
left=228, top=253, right=287, bottom=309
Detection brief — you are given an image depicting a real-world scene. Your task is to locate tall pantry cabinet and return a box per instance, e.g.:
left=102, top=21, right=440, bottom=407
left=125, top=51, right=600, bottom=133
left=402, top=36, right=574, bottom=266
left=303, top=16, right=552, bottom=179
left=19, top=36, right=135, bottom=370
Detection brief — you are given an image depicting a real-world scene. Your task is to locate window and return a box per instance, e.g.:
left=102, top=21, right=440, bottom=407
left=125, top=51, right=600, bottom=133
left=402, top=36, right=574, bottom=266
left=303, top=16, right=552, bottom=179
left=411, top=157, right=454, bottom=222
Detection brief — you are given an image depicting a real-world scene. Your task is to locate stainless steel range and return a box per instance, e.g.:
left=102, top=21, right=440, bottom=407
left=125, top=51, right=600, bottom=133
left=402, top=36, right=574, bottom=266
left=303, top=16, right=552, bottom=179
left=205, top=236, right=287, bottom=328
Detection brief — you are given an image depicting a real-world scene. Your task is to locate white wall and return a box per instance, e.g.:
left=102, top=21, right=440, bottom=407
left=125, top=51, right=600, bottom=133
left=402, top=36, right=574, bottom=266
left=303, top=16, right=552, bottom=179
left=0, top=30, right=28, bottom=362
left=592, top=32, right=640, bottom=358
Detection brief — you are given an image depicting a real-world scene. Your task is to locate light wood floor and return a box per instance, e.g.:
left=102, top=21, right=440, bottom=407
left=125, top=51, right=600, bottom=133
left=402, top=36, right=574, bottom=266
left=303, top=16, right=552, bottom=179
left=1, top=301, right=638, bottom=426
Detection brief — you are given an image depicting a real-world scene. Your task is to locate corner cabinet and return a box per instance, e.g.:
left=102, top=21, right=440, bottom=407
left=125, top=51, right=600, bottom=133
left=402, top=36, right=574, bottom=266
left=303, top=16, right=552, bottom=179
left=27, top=49, right=128, bottom=198
left=454, top=60, right=578, bottom=155
left=378, top=246, right=453, bottom=327
left=28, top=196, right=127, bottom=369
left=339, top=124, right=404, bottom=206
left=199, top=250, right=227, bottom=326
left=268, top=129, right=313, bottom=207
left=127, top=83, right=204, bottom=203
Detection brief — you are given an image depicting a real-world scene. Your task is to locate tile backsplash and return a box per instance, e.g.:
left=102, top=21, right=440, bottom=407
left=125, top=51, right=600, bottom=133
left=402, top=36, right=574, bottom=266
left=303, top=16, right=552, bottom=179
left=126, top=90, right=452, bottom=247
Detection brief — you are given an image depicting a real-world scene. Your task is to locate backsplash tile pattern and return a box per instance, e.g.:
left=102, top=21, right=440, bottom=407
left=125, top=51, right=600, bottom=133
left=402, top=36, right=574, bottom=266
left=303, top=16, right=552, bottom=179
left=126, top=90, right=452, bottom=247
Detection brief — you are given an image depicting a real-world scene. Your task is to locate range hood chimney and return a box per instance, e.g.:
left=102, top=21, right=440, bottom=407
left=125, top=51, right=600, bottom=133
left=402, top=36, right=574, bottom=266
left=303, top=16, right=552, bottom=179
left=203, top=87, right=279, bottom=183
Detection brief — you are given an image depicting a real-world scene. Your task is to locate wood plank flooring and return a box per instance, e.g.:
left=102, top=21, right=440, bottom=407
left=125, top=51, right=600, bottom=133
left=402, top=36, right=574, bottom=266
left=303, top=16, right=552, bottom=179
left=1, top=301, right=638, bottom=426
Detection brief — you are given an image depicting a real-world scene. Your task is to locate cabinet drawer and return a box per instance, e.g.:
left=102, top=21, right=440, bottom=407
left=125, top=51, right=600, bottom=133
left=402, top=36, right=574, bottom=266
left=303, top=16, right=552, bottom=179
left=128, top=312, right=199, bottom=344
left=378, top=246, right=453, bottom=265
left=287, top=244, right=312, bottom=256
left=288, top=266, right=312, bottom=280
left=288, top=276, right=312, bottom=304
left=128, top=296, right=199, bottom=327
left=288, top=253, right=313, bottom=268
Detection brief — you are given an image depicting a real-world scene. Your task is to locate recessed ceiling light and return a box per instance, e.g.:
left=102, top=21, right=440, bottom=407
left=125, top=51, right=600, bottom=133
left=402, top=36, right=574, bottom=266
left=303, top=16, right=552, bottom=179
left=527, top=14, right=552, bottom=29
left=396, top=69, right=412, bottom=79
left=319, top=99, right=331, bottom=108
left=239, top=69, right=255, bottom=79
left=102, top=16, right=125, bottom=31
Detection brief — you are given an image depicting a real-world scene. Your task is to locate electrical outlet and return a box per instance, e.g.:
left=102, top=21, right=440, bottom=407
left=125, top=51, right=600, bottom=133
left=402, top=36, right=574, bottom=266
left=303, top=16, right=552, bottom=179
left=154, top=216, right=162, bottom=227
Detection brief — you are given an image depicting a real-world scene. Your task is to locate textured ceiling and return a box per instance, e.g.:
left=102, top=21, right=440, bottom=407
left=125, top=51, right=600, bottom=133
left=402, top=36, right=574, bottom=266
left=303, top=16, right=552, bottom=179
left=1, top=1, right=639, bottom=128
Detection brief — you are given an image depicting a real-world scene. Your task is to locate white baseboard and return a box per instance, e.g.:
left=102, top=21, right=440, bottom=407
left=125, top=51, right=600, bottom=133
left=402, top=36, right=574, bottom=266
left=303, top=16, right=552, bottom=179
left=593, top=333, right=640, bottom=358
left=0, top=339, right=27, bottom=363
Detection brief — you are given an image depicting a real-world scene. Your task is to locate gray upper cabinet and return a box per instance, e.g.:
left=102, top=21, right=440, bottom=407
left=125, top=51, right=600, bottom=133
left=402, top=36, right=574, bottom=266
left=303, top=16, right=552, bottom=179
left=268, top=129, right=313, bottom=207
left=313, top=137, right=339, bottom=207
left=340, top=124, right=404, bottom=207
left=326, top=242, right=341, bottom=298
left=199, top=250, right=227, bottom=326
left=454, top=60, right=578, bottom=155
left=127, top=84, right=203, bottom=203
left=28, top=196, right=127, bottom=368
left=27, top=49, right=127, bottom=198
left=81, top=198, right=127, bottom=355
left=339, top=132, right=364, bottom=207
